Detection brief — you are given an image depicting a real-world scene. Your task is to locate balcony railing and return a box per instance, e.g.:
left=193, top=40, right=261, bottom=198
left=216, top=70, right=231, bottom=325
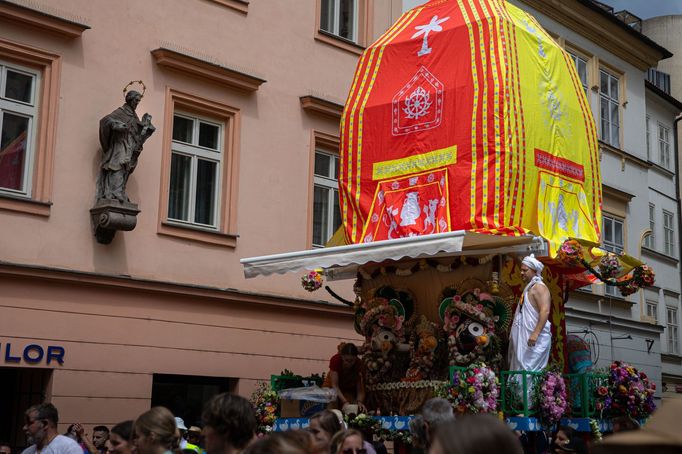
left=648, top=68, right=672, bottom=95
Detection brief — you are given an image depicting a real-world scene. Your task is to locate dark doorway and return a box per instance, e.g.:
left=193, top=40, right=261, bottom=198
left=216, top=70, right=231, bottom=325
left=151, top=374, right=237, bottom=428
left=0, top=367, right=51, bottom=452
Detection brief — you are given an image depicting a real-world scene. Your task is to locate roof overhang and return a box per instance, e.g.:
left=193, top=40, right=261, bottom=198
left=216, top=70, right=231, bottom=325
left=241, top=231, right=548, bottom=281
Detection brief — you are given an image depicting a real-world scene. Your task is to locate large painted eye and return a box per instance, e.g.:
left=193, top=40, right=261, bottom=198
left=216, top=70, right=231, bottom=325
left=468, top=322, right=484, bottom=337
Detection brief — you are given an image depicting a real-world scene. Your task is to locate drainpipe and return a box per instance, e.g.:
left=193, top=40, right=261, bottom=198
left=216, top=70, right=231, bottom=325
left=676, top=114, right=682, bottom=294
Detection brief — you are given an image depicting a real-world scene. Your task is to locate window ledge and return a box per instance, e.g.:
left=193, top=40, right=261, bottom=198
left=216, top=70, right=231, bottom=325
left=300, top=95, right=344, bottom=120
left=641, top=246, right=678, bottom=264
left=662, top=353, right=682, bottom=364
left=151, top=47, right=266, bottom=92
left=0, top=193, right=51, bottom=216
left=204, top=0, right=249, bottom=14
left=601, top=294, right=634, bottom=307
left=599, top=140, right=651, bottom=169
left=159, top=221, right=237, bottom=247
left=315, top=29, right=365, bottom=55
left=0, top=0, right=90, bottom=38
left=648, top=161, right=675, bottom=177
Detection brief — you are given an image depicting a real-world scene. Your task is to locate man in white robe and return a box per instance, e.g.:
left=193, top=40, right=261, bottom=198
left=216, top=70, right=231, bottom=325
left=508, top=254, right=552, bottom=372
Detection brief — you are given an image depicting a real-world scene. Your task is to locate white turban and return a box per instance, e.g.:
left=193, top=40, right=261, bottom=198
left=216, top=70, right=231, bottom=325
left=522, top=254, right=544, bottom=273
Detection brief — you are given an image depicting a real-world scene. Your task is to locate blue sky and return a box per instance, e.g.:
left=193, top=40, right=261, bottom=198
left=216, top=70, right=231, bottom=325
left=594, top=0, right=682, bottom=19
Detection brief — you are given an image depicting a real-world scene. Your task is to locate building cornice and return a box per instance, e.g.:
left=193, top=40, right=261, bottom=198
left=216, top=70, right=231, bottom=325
left=151, top=47, right=266, bottom=93
left=0, top=0, right=89, bottom=38
left=518, top=0, right=671, bottom=70
left=645, top=80, right=682, bottom=110
left=566, top=307, right=665, bottom=334
left=0, top=261, right=353, bottom=317
left=300, top=95, right=344, bottom=120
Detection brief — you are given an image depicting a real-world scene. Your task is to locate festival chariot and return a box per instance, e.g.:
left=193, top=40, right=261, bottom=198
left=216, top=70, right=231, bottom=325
left=241, top=0, right=658, bottom=449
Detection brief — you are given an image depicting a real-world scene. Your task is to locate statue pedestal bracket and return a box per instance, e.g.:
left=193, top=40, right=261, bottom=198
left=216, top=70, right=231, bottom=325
left=90, top=200, right=140, bottom=244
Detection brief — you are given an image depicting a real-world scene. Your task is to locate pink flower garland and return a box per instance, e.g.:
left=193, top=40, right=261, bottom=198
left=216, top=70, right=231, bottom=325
left=535, top=370, right=568, bottom=426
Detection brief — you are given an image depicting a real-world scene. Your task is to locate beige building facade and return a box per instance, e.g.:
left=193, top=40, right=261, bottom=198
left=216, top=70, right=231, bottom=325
left=0, top=0, right=404, bottom=448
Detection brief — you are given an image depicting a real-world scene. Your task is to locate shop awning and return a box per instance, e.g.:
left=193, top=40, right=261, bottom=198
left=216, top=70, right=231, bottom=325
left=241, top=231, right=547, bottom=281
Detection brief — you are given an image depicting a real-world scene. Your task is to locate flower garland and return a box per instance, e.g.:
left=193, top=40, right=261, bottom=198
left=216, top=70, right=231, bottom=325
left=555, top=239, right=656, bottom=297
left=598, top=254, right=621, bottom=279
left=358, top=255, right=495, bottom=281
left=439, top=363, right=499, bottom=414
left=360, top=298, right=405, bottom=336
left=348, top=413, right=381, bottom=431
left=249, top=381, right=279, bottom=434
left=602, top=361, right=656, bottom=420
left=366, top=380, right=447, bottom=391
left=533, top=369, right=568, bottom=427
left=557, top=239, right=583, bottom=266
left=301, top=270, right=323, bottom=292
left=589, top=419, right=603, bottom=442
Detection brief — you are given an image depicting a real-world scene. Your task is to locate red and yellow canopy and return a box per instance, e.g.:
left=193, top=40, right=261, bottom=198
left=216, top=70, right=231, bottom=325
left=339, top=0, right=601, bottom=255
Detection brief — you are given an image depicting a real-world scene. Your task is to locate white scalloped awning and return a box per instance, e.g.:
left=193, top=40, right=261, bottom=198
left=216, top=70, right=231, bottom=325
left=241, top=231, right=547, bottom=281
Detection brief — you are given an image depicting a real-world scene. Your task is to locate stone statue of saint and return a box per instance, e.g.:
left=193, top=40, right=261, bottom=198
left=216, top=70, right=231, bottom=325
left=97, top=90, right=155, bottom=203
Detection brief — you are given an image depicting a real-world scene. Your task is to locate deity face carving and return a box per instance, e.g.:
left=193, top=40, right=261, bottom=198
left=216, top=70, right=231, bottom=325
left=454, top=318, right=489, bottom=354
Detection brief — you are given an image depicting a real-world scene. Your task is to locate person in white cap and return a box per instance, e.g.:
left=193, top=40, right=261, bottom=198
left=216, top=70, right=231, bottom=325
left=508, top=254, right=552, bottom=374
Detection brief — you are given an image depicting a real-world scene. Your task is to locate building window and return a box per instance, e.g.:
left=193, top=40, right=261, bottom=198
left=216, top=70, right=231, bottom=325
left=603, top=215, right=624, bottom=296
left=568, top=51, right=588, bottom=94
left=159, top=89, right=239, bottom=247
left=646, top=301, right=657, bottom=323
left=658, top=123, right=671, bottom=169
left=602, top=215, right=624, bottom=254
left=663, top=210, right=674, bottom=256
left=168, top=113, right=222, bottom=228
left=599, top=69, right=620, bottom=148
left=645, top=115, right=650, bottom=160
left=667, top=307, right=679, bottom=355
left=320, top=0, right=358, bottom=42
left=644, top=203, right=655, bottom=249
left=0, top=61, right=38, bottom=197
left=152, top=374, right=236, bottom=430
left=313, top=150, right=341, bottom=247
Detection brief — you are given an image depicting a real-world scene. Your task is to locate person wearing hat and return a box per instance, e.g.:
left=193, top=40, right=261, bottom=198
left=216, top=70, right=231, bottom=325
left=508, top=254, right=552, bottom=373
left=174, top=417, right=201, bottom=454
left=186, top=427, right=203, bottom=450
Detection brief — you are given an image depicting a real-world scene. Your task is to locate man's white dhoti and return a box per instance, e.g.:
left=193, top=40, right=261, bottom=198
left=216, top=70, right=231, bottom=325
left=508, top=276, right=551, bottom=372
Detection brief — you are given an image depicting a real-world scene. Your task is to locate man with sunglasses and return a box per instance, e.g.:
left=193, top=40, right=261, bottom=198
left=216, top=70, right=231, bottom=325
left=21, top=403, right=82, bottom=454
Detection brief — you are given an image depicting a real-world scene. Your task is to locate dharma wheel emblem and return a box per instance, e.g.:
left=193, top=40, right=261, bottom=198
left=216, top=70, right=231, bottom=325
left=392, top=66, right=444, bottom=136
left=403, top=86, right=432, bottom=119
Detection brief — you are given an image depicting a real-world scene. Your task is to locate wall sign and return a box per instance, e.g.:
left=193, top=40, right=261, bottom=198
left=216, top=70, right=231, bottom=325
left=1, top=342, right=65, bottom=365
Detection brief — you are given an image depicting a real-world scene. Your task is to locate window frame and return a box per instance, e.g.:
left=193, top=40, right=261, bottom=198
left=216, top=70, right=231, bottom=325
left=0, top=38, right=60, bottom=217
left=644, top=202, right=655, bottom=249
left=646, top=300, right=657, bottom=323
left=645, top=115, right=651, bottom=161
left=315, top=0, right=371, bottom=55
left=312, top=150, right=341, bottom=248
left=158, top=89, right=240, bottom=247
left=599, top=68, right=622, bottom=149
left=168, top=111, right=224, bottom=229
left=602, top=214, right=625, bottom=297
left=566, top=49, right=589, bottom=95
left=658, top=122, right=671, bottom=170
left=309, top=130, right=341, bottom=248
left=0, top=61, right=39, bottom=198
left=663, top=209, right=675, bottom=257
left=667, top=306, right=679, bottom=355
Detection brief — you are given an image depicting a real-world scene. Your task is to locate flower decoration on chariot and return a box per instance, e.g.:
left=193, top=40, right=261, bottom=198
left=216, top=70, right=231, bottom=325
left=439, top=288, right=509, bottom=333
left=356, top=286, right=415, bottom=336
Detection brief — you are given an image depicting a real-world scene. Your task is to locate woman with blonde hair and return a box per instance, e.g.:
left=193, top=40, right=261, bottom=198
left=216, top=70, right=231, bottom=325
left=133, top=407, right=179, bottom=454
left=329, top=430, right=366, bottom=454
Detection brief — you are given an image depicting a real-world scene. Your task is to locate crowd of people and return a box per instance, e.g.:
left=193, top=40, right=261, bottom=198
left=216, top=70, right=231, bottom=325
left=3, top=393, right=680, bottom=454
